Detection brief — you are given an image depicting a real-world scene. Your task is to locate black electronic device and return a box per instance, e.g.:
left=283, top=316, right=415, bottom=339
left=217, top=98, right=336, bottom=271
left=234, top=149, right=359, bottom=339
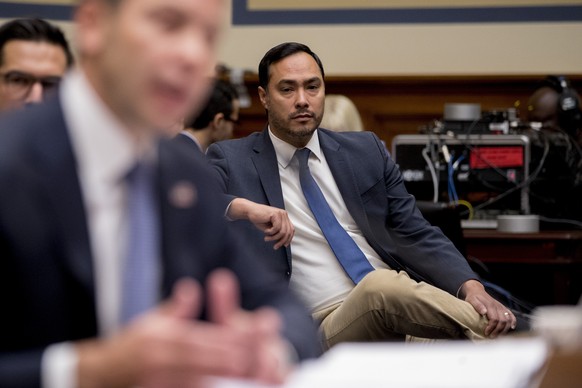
left=426, top=103, right=518, bottom=136
left=393, top=131, right=582, bottom=227
left=392, top=134, right=531, bottom=224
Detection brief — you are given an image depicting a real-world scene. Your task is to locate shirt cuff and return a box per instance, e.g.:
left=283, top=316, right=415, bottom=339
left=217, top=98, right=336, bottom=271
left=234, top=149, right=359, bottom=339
left=42, top=342, right=78, bottom=388
left=224, top=198, right=236, bottom=221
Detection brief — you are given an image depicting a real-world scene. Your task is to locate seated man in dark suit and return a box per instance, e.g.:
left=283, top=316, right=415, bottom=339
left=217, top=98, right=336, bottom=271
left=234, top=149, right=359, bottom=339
left=207, top=42, right=516, bottom=351
left=175, top=78, right=240, bottom=153
left=0, top=4, right=319, bottom=388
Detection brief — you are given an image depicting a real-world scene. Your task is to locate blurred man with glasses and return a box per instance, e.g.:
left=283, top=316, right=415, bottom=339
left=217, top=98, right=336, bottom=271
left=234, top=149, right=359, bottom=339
left=175, top=78, right=240, bottom=153
left=0, top=18, right=73, bottom=112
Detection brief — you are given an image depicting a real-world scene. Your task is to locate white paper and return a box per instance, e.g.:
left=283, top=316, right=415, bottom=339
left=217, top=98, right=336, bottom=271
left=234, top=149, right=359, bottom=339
left=208, top=338, right=548, bottom=388
left=288, top=338, right=548, bottom=388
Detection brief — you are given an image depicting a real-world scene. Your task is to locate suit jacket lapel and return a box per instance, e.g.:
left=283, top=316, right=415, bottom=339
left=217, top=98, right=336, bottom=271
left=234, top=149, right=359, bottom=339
left=319, top=131, right=375, bottom=239
left=253, top=128, right=375, bottom=256
left=251, top=129, right=286, bottom=210
left=37, top=97, right=95, bottom=294
left=250, top=129, right=292, bottom=262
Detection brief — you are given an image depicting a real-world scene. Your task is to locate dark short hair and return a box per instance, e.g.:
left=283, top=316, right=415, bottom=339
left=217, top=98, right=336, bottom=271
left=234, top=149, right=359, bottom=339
left=258, top=42, right=324, bottom=90
left=0, top=18, right=74, bottom=68
left=188, top=79, right=239, bottom=130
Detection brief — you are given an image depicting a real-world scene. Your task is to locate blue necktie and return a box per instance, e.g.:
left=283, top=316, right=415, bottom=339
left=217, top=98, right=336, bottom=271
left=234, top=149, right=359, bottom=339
left=120, top=161, right=160, bottom=324
left=296, top=148, right=374, bottom=284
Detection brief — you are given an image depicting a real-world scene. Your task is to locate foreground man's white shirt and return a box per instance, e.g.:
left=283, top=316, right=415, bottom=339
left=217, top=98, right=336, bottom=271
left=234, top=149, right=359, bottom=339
left=42, top=69, right=157, bottom=388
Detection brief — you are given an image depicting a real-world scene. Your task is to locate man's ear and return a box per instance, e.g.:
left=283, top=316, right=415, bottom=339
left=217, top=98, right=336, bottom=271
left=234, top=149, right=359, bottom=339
left=75, top=0, right=113, bottom=58
left=212, top=112, right=225, bottom=129
left=258, top=86, right=268, bottom=110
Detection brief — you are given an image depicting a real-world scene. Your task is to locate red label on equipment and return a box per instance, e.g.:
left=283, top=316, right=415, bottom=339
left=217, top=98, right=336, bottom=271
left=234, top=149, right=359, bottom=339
left=469, top=147, right=523, bottom=169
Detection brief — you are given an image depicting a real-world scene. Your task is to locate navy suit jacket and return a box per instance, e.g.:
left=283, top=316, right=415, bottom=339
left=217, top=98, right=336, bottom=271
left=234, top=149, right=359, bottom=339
left=173, top=131, right=204, bottom=154
left=0, top=98, right=320, bottom=387
left=207, top=128, right=477, bottom=294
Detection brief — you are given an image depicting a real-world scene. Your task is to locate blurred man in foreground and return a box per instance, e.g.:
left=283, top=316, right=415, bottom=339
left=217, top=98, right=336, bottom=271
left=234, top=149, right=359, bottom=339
left=0, top=2, right=319, bottom=387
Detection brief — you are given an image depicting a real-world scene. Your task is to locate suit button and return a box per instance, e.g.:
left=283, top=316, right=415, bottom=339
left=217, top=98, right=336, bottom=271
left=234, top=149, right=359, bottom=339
left=286, top=271, right=290, bottom=276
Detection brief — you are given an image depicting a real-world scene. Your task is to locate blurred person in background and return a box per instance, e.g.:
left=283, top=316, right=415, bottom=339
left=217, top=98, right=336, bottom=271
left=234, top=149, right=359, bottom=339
left=175, top=78, right=239, bottom=153
left=320, top=94, right=364, bottom=132
left=526, top=76, right=582, bottom=222
left=527, top=75, right=581, bottom=145
left=0, top=17, right=73, bottom=112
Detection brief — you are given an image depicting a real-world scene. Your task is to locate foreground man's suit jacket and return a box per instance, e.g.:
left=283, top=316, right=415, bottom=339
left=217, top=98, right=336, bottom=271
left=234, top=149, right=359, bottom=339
left=0, top=98, right=320, bottom=387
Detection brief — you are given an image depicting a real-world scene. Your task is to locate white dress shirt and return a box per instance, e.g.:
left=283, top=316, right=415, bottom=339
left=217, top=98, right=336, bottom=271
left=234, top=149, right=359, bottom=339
left=268, top=129, right=389, bottom=313
left=42, top=69, right=157, bottom=388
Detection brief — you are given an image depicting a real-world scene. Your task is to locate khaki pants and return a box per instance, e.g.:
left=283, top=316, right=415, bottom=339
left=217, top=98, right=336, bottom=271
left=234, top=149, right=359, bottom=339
left=312, top=269, right=488, bottom=351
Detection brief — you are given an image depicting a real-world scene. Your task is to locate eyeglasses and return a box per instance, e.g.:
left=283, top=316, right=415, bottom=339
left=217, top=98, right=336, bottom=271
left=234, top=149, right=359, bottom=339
left=224, top=116, right=240, bottom=126
left=0, top=71, right=62, bottom=100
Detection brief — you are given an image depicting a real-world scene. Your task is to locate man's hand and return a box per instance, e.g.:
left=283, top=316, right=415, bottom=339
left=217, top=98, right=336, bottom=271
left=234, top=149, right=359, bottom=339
left=207, top=270, right=293, bottom=384
left=77, top=270, right=292, bottom=387
left=459, top=279, right=517, bottom=338
left=228, top=198, right=294, bottom=249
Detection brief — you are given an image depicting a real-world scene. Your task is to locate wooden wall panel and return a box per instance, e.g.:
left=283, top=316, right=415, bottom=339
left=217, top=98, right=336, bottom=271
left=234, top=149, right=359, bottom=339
left=234, top=75, right=582, bottom=149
